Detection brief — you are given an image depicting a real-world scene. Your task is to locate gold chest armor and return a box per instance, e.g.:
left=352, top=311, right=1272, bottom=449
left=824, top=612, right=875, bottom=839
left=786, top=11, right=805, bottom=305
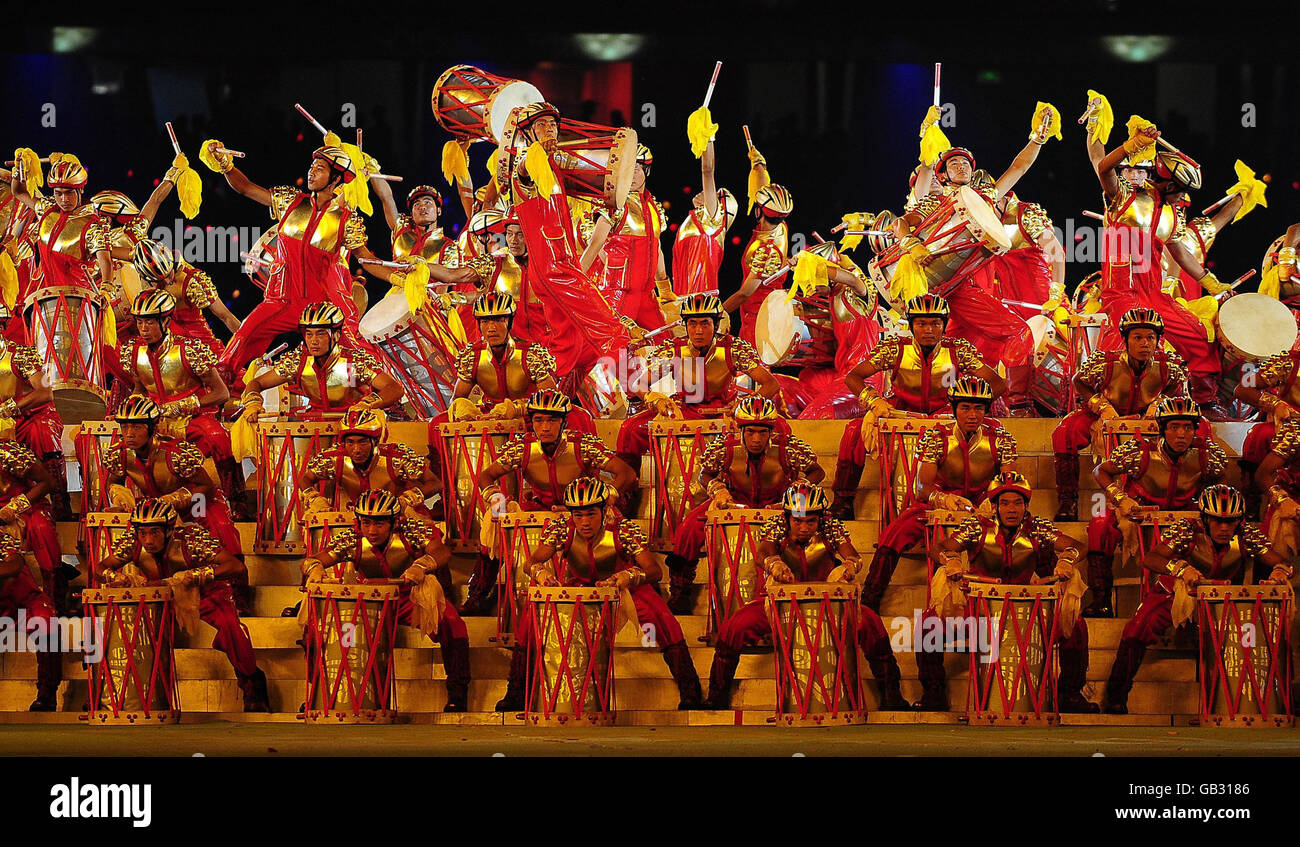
left=280, top=197, right=347, bottom=251
left=972, top=524, right=1039, bottom=582
left=295, top=349, right=365, bottom=408
left=562, top=527, right=620, bottom=584
left=936, top=427, right=997, bottom=494
left=474, top=343, right=535, bottom=401
left=779, top=534, right=835, bottom=582
left=130, top=337, right=201, bottom=400
left=522, top=440, right=584, bottom=499
left=1133, top=444, right=1205, bottom=507
left=355, top=533, right=416, bottom=581
left=0, top=345, right=22, bottom=400
left=895, top=342, right=957, bottom=410
left=1101, top=355, right=1167, bottom=414
left=677, top=342, right=735, bottom=403
left=394, top=226, right=448, bottom=262
left=1109, top=188, right=1177, bottom=243
left=38, top=206, right=98, bottom=258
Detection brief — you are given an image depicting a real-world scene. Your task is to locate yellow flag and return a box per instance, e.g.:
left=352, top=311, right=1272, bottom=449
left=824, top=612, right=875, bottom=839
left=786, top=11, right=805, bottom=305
left=1085, top=91, right=1114, bottom=145
left=1259, top=265, right=1282, bottom=300
left=441, top=140, right=470, bottom=187
left=102, top=303, right=117, bottom=348
left=176, top=167, right=202, bottom=219
left=524, top=142, right=557, bottom=198
left=401, top=262, right=430, bottom=314
left=1123, top=115, right=1157, bottom=165
left=1031, top=102, right=1062, bottom=142
left=919, top=124, right=951, bottom=166
left=1177, top=296, right=1218, bottom=342
left=0, top=253, right=16, bottom=310
left=788, top=251, right=828, bottom=301
left=746, top=161, right=770, bottom=213
left=1224, top=158, right=1268, bottom=222
left=890, top=255, right=930, bottom=303
left=686, top=106, right=719, bottom=158
left=231, top=410, right=258, bottom=461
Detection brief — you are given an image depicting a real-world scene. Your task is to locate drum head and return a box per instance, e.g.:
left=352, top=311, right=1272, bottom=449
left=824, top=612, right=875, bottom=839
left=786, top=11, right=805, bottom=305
left=488, top=81, right=545, bottom=143
left=359, top=289, right=411, bottom=338
left=956, top=185, right=1012, bottom=250
left=606, top=128, right=638, bottom=212
left=1217, top=293, right=1298, bottom=361
left=756, top=290, right=798, bottom=366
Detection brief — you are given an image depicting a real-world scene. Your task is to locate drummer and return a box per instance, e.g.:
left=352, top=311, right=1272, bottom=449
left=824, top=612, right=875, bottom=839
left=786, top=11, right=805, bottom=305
left=1051, top=308, right=1189, bottom=522
left=494, top=477, right=704, bottom=712
left=860, top=376, right=1018, bottom=613
left=1249, top=420, right=1300, bottom=559
left=303, top=490, right=472, bottom=712
left=831, top=294, right=1005, bottom=520
left=671, top=139, right=737, bottom=297
left=928, top=472, right=1099, bottom=714
left=1258, top=223, right=1300, bottom=302
left=118, top=290, right=245, bottom=513
left=1101, top=484, right=1293, bottom=715
left=6, top=154, right=114, bottom=294
left=98, top=499, right=270, bottom=712
left=0, top=434, right=64, bottom=614
left=0, top=302, right=70, bottom=519
left=129, top=239, right=242, bottom=359
left=0, top=528, right=61, bottom=711
left=1086, top=397, right=1226, bottom=618
left=702, top=482, right=913, bottom=711
left=664, top=396, right=823, bottom=615
left=720, top=142, right=792, bottom=346
left=237, top=302, right=404, bottom=420
left=1235, top=344, right=1300, bottom=516
left=614, top=293, right=783, bottom=476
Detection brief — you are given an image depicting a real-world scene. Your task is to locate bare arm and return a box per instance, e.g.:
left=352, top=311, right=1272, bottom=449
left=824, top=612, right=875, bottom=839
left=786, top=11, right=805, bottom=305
left=994, top=140, right=1043, bottom=200
left=370, top=174, right=401, bottom=232
left=845, top=359, right=883, bottom=397
left=368, top=371, right=405, bottom=408
left=702, top=141, right=718, bottom=218
left=196, top=368, right=230, bottom=411
left=743, top=364, right=781, bottom=399
left=206, top=298, right=242, bottom=334
left=1208, top=195, right=1243, bottom=233
left=207, top=143, right=271, bottom=206
left=138, top=173, right=176, bottom=226
left=975, top=364, right=1007, bottom=398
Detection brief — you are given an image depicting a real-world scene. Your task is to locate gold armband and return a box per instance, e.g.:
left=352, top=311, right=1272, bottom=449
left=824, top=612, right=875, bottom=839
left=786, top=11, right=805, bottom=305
left=1104, top=481, right=1126, bottom=507
left=1166, top=558, right=1188, bottom=577
left=706, top=478, right=729, bottom=497
left=1086, top=394, right=1109, bottom=414
left=857, top=386, right=879, bottom=407
left=1278, top=247, right=1297, bottom=266
left=161, top=488, right=193, bottom=511
left=6, top=494, right=31, bottom=516
left=0, top=399, right=18, bottom=418
left=1258, top=394, right=1280, bottom=414
left=762, top=555, right=785, bottom=573
left=240, top=389, right=263, bottom=408
left=622, top=567, right=647, bottom=588
left=177, top=395, right=201, bottom=416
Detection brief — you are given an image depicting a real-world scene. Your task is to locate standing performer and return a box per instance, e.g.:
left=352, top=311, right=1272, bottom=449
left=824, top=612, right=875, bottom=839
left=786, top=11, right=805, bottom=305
left=1051, top=308, right=1188, bottom=521
left=721, top=142, right=791, bottom=346
left=0, top=435, right=63, bottom=613
left=860, top=376, right=1017, bottom=613
left=1085, top=397, right=1225, bottom=617
left=830, top=294, right=1005, bottom=520
left=303, top=490, right=471, bottom=712
left=7, top=154, right=113, bottom=293
left=98, top=500, right=270, bottom=711
left=0, top=303, right=69, bottom=518
left=672, top=140, right=736, bottom=297
left=928, top=472, right=1098, bottom=713
left=664, top=396, right=823, bottom=614
left=203, top=142, right=369, bottom=375
left=129, top=240, right=241, bottom=358
left=1102, top=485, right=1292, bottom=714
left=702, top=483, right=913, bottom=711
left=494, top=477, right=704, bottom=712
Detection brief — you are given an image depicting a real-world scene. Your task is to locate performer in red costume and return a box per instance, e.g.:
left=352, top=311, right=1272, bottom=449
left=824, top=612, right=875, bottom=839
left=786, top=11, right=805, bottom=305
left=722, top=142, right=791, bottom=346
left=7, top=154, right=113, bottom=295
left=672, top=139, right=736, bottom=297
left=129, top=240, right=241, bottom=359
left=0, top=303, right=69, bottom=518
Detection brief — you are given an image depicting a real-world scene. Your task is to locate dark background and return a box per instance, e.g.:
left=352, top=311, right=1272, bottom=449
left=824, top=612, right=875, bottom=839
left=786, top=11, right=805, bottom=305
left=4, top=2, right=1298, bottom=329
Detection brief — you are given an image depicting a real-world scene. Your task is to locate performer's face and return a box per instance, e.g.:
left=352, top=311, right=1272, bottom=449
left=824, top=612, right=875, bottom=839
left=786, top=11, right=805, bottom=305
left=570, top=505, right=604, bottom=540
left=943, top=157, right=973, bottom=186
left=686, top=317, right=716, bottom=348
left=631, top=164, right=646, bottom=193
left=531, top=412, right=564, bottom=444
left=120, top=422, right=153, bottom=451
left=478, top=317, right=510, bottom=347
left=1205, top=516, right=1239, bottom=545
left=136, top=525, right=168, bottom=555
left=787, top=513, right=819, bottom=543
left=1120, top=167, right=1149, bottom=187
left=909, top=317, right=945, bottom=346
left=995, top=493, right=1028, bottom=529
left=358, top=516, right=394, bottom=546
left=342, top=435, right=375, bottom=464
left=505, top=224, right=527, bottom=258
left=1124, top=328, right=1158, bottom=361
left=410, top=197, right=439, bottom=227
left=528, top=117, right=558, bottom=143
left=52, top=188, right=81, bottom=212
left=1162, top=420, right=1197, bottom=453
left=307, top=158, right=334, bottom=191
left=136, top=317, right=165, bottom=344
left=741, top=425, right=772, bottom=454
left=953, top=402, right=986, bottom=435
left=301, top=327, right=336, bottom=357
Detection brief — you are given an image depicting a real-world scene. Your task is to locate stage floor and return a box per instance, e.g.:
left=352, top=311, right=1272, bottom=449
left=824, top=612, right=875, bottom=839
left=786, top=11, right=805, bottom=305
left=2, top=722, right=1297, bottom=757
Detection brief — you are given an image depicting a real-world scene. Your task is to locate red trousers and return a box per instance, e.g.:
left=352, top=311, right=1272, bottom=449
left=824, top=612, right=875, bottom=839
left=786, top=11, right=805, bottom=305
left=944, top=279, right=1034, bottom=397
left=14, top=404, right=63, bottom=457
left=1120, top=591, right=1174, bottom=645
left=715, top=595, right=892, bottom=660
left=1052, top=408, right=1097, bottom=454
left=0, top=570, right=60, bottom=693
left=200, top=581, right=258, bottom=677
left=515, top=582, right=684, bottom=649
left=1242, top=421, right=1274, bottom=466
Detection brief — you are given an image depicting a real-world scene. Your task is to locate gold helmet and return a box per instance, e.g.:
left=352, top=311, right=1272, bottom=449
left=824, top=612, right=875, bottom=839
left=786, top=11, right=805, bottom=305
left=312, top=146, right=355, bottom=183
left=472, top=291, right=516, bottom=319
left=563, top=476, right=611, bottom=509
left=130, top=499, right=178, bottom=528
left=636, top=144, right=653, bottom=170
left=91, top=190, right=138, bottom=219
left=679, top=292, right=724, bottom=320
left=468, top=208, right=506, bottom=236
left=525, top=389, right=572, bottom=417
left=407, top=185, right=442, bottom=210
left=354, top=489, right=402, bottom=520
left=115, top=395, right=162, bottom=424
left=754, top=184, right=793, bottom=216
left=47, top=159, right=88, bottom=189
left=339, top=407, right=388, bottom=441
left=130, top=288, right=177, bottom=319
left=987, top=471, right=1032, bottom=503
left=1154, top=150, right=1202, bottom=191
left=733, top=395, right=779, bottom=428
left=906, top=293, right=951, bottom=322
left=1197, top=484, right=1245, bottom=520
left=716, top=188, right=739, bottom=221
left=0, top=303, right=11, bottom=322
left=299, top=301, right=345, bottom=330
left=806, top=241, right=842, bottom=266
left=1118, top=307, right=1164, bottom=336
left=948, top=375, right=994, bottom=407
left=1153, top=396, right=1201, bottom=427
left=782, top=482, right=831, bottom=515
left=130, top=239, right=177, bottom=283
left=513, top=102, right=560, bottom=129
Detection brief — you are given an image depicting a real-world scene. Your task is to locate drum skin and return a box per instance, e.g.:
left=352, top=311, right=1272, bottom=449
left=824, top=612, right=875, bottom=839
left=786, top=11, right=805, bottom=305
left=1215, top=293, right=1298, bottom=364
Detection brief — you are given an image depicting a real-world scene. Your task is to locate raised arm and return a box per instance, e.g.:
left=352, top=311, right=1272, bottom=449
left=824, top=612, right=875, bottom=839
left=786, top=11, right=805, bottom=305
left=369, top=173, right=401, bottom=232
left=701, top=140, right=718, bottom=219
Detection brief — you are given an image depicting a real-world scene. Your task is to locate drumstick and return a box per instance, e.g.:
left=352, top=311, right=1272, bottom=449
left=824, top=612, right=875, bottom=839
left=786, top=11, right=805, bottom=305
left=165, top=122, right=181, bottom=156
left=1212, top=269, right=1257, bottom=302
left=1201, top=193, right=1237, bottom=215
left=3, top=157, right=50, bottom=165
left=844, top=230, right=891, bottom=237
left=356, top=128, right=362, bottom=153
left=933, top=63, right=941, bottom=108
left=215, top=147, right=246, bottom=158
left=742, top=125, right=753, bottom=150
left=369, top=173, right=404, bottom=183
left=702, top=61, right=722, bottom=109
left=238, top=252, right=273, bottom=267
left=261, top=342, right=290, bottom=363
left=1078, top=98, right=1102, bottom=124
left=1001, top=297, right=1045, bottom=311
left=1082, top=210, right=1105, bottom=221
left=641, top=320, right=683, bottom=341
left=812, top=231, right=825, bottom=243
left=294, top=103, right=329, bottom=136
left=357, top=257, right=409, bottom=269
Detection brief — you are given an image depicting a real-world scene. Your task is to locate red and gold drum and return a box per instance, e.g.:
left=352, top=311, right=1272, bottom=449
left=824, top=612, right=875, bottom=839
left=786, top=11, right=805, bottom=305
left=877, top=416, right=944, bottom=528
left=704, top=507, right=780, bottom=644
left=1196, top=583, right=1294, bottom=728
left=432, top=64, right=546, bottom=144
left=1098, top=416, right=1157, bottom=462
left=303, top=511, right=354, bottom=559
left=360, top=289, right=465, bottom=418
left=255, top=420, right=338, bottom=556
left=552, top=119, right=638, bottom=213
left=436, top=419, right=521, bottom=553
left=83, top=584, right=180, bottom=725
left=766, top=582, right=866, bottom=726
left=648, top=418, right=733, bottom=551
left=1027, top=314, right=1069, bottom=415
left=82, top=512, right=133, bottom=589
left=303, top=581, right=400, bottom=724
left=74, top=420, right=120, bottom=514
left=25, top=285, right=108, bottom=423
left=963, top=581, right=1059, bottom=726
left=1065, top=309, right=1107, bottom=410
left=494, top=511, right=560, bottom=647
left=524, top=585, right=616, bottom=726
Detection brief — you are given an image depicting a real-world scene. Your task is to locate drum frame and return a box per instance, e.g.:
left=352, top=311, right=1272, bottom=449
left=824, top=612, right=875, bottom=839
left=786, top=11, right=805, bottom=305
left=494, top=511, right=560, bottom=647
left=963, top=581, right=1060, bottom=727
left=877, top=417, right=944, bottom=530
left=648, top=419, right=733, bottom=551
left=363, top=298, right=462, bottom=418
left=25, top=284, right=108, bottom=424
left=554, top=118, right=638, bottom=212
left=303, top=582, right=400, bottom=724
left=923, top=509, right=972, bottom=606
left=75, top=420, right=120, bottom=516
left=524, top=585, right=617, bottom=727
left=704, top=507, right=780, bottom=645
left=766, top=582, right=867, bottom=726
left=255, top=420, right=338, bottom=556
left=303, top=511, right=354, bottom=559
left=83, top=585, right=180, bottom=725
left=1065, top=312, right=1108, bottom=411
left=82, top=512, right=133, bottom=589
left=432, top=64, right=544, bottom=144
left=436, top=420, right=521, bottom=553
left=1195, top=583, right=1294, bottom=728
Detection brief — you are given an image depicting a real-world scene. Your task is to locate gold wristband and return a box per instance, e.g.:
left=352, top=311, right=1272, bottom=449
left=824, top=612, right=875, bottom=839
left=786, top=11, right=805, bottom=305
left=622, top=567, right=646, bottom=588
left=1166, top=559, right=1187, bottom=577
left=1259, top=394, right=1280, bottom=414
left=7, top=494, right=31, bottom=516
left=1278, top=247, right=1297, bottom=265
left=0, top=399, right=17, bottom=418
